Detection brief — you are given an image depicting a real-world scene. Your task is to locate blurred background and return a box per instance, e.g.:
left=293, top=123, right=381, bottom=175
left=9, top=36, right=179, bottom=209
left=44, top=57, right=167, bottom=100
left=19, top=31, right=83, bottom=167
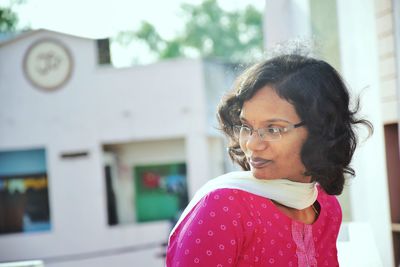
left=0, top=0, right=398, bottom=266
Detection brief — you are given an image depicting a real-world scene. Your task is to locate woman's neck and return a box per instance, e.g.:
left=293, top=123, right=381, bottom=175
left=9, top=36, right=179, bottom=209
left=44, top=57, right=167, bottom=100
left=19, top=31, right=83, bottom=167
left=272, top=200, right=319, bottom=225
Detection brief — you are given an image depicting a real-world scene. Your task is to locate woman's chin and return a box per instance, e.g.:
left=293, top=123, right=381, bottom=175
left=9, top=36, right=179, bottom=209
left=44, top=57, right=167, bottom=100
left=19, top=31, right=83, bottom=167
left=250, top=169, right=274, bottom=180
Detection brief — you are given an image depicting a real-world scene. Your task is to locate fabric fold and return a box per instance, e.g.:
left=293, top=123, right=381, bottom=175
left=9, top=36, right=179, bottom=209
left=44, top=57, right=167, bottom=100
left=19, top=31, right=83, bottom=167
left=170, top=171, right=318, bottom=237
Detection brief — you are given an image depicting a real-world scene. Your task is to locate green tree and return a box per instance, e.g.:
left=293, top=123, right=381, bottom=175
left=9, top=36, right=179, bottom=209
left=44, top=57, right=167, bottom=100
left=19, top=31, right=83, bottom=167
left=0, top=7, right=18, bottom=32
left=0, top=0, right=26, bottom=33
left=116, top=0, right=263, bottom=63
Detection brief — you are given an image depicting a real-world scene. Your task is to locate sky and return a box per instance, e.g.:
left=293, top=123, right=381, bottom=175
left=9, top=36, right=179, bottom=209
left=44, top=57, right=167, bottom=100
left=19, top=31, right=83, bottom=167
left=1, top=0, right=265, bottom=66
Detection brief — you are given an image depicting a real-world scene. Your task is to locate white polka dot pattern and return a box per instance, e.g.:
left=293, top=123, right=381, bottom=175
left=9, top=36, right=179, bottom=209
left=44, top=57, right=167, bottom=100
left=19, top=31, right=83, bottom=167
left=166, top=186, right=341, bottom=266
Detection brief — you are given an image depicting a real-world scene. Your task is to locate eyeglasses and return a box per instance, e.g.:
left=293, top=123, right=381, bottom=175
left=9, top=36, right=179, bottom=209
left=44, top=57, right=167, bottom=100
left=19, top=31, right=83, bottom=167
left=233, top=121, right=305, bottom=142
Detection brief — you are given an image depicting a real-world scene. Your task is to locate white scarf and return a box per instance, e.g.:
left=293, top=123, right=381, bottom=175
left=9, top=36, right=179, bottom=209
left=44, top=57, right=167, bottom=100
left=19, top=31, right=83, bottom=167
left=170, top=171, right=318, bottom=236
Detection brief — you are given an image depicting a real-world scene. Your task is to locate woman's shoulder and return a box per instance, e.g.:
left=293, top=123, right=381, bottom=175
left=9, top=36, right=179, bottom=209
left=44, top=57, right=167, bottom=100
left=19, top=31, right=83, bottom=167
left=317, top=185, right=342, bottom=218
left=170, top=188, right=250, bottom=241
left=200, top=187, right=273, bottom=207
left=195, top=188, right=279, bottom=222
left=182, top=188, right=264, bottom=226
left=196, top=188, right=252, bottom=211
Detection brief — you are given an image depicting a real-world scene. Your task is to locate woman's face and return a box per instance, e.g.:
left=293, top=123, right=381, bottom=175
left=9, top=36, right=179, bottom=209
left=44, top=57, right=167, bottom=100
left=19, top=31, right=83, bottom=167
left=239, top=85, right=310, bottom=182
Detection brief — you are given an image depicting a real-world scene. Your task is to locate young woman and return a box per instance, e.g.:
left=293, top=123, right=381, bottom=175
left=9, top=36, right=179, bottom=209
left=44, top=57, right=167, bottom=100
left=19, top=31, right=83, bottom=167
left=166, top=54, right=373, bottom=266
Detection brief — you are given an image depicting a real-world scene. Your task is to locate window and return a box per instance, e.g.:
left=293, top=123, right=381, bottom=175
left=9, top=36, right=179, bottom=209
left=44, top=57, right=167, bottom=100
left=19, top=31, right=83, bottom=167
left=0, top=149, right=51, bottom=234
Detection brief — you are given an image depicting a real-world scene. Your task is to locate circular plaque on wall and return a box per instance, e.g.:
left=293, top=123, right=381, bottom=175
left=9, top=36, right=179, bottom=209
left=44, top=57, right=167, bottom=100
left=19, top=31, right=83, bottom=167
left=23, top=39, right=73, bottom=91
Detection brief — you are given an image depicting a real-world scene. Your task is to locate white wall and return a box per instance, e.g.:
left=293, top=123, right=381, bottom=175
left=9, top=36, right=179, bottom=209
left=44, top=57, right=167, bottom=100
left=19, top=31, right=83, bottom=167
left=0, top=30, right=212, bottom=267
left=336, top=0, right=394, bottom=266
left=0, top=32, right=206, bottom=148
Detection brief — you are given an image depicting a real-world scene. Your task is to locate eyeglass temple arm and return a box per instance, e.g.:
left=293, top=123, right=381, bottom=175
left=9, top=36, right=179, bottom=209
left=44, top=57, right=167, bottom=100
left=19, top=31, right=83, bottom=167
left=294, top=121, right=305, bottom=128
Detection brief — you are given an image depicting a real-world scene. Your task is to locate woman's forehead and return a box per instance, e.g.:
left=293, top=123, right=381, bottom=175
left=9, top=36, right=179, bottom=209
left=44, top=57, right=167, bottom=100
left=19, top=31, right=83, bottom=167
left=240, top=86, right=301, bottom=122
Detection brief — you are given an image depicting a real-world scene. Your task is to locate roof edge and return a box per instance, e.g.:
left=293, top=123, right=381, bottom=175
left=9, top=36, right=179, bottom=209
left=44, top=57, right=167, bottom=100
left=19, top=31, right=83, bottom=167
left=0, top=28, right=96, bottom=48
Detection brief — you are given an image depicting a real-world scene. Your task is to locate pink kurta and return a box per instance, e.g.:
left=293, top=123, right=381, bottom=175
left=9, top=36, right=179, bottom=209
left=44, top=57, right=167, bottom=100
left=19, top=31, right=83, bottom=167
left=166, top=186, right=341, bottom=267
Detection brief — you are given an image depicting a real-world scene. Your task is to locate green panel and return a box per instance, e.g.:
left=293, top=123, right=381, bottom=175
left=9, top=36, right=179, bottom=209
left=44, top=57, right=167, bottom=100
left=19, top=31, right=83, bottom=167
left=133, top=163, right=188, bottom=222
left=136, top=193, right=179, bottom=222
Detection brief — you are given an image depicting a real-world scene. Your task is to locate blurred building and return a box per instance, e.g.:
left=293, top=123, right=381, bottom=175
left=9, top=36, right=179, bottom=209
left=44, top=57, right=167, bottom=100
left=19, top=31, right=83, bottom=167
left=0, top=29, right=239, bottom=266
left=2, top=0, right=400, bottom=266
left=264, top=0, right=399, bottom=266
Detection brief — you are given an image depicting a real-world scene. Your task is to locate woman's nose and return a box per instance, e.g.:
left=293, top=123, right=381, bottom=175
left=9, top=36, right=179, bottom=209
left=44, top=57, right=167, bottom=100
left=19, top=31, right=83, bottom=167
left=246, top=131, right=268, bottom=151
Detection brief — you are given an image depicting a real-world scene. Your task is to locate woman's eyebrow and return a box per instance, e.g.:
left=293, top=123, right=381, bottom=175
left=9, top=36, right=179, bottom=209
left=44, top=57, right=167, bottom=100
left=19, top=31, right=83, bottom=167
left=239, top=116, right=291, bottom=124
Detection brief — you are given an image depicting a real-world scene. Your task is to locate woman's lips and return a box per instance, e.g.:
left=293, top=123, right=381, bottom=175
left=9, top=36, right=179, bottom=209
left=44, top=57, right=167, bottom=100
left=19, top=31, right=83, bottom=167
left=249, top=157, right=271, bottom=168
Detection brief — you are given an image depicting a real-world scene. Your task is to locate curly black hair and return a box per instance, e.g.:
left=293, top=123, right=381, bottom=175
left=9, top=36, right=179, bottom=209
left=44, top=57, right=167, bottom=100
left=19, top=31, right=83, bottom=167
left=217, top=54, right=373, bottom=195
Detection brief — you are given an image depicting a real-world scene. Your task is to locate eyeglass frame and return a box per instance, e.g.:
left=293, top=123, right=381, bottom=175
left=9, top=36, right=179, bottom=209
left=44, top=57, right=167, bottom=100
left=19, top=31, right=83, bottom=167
left=232, top=121, right=305, bottom=142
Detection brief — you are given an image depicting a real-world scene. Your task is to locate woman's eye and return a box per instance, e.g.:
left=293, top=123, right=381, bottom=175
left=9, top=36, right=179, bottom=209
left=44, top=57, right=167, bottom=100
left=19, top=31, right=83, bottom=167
left=267, top=127, right=281, bottom=134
